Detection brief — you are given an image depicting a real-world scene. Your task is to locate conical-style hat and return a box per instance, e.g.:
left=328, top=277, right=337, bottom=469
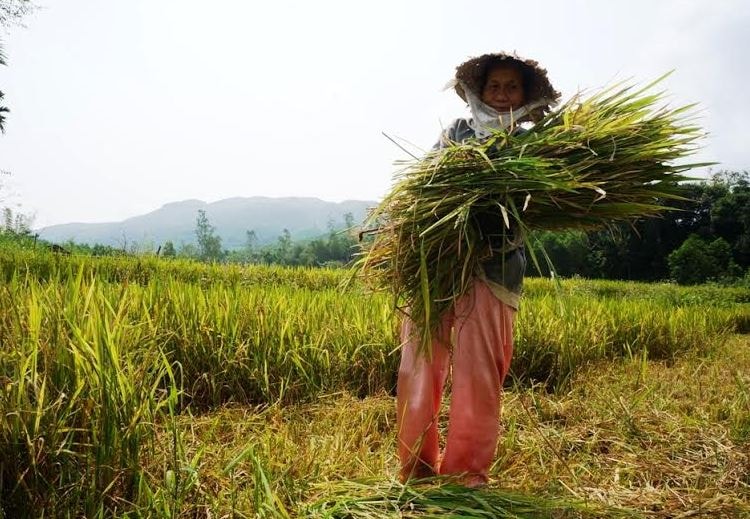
left=453, top=51, right=560, bottom=114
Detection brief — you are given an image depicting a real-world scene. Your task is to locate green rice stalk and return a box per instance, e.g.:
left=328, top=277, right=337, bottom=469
left=303, top=479, right=635, bottom=518
left=355, top=74, right=709, bottom=355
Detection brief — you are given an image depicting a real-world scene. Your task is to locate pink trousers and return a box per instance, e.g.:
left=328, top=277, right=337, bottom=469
left=396, top=279, right=515, bottom=484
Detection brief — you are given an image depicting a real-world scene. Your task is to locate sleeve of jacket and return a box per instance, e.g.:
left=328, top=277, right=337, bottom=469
left=432, top=118, right=473, bottom=150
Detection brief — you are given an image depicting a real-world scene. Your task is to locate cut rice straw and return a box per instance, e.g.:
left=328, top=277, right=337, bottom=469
left=355, top=73, right=710, bottom=356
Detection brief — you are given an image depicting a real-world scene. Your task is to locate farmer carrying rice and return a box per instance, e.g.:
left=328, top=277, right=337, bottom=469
left=396, top=52, right=560, bottom=487
left=358, top=48, right=700, bottom=488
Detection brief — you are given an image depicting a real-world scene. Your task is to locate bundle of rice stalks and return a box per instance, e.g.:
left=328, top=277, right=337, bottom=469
left=356, top=75, right=708, bottom=353
left=304, top=479, right=631, bottom=518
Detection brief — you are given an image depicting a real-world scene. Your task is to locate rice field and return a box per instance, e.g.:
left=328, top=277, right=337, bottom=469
left=1, top=249, right=749, bottom=517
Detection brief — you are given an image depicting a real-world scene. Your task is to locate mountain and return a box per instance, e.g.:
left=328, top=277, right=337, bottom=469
left=37, top=197, right=376, bottom=249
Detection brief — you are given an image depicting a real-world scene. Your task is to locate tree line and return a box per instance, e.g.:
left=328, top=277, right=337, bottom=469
left=527, top=171, right=750, bottom=284
left=153, top=209, right=359, bottom=267
left=2, top=171, right=749, bottom=284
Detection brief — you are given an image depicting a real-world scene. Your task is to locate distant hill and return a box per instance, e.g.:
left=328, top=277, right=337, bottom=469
left=37, top=197, right=376, bottom=249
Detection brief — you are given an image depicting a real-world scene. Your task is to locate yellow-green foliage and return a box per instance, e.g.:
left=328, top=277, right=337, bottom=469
left=1, top=249, right=749, bottom=516
left=1, top=248, right=346, bottom=289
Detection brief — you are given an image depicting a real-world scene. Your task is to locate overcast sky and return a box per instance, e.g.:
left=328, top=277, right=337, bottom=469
left=0, top=0, right=748, bottom=228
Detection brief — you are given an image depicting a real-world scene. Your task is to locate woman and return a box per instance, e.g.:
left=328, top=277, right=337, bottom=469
left=396, top=52, right=560, bottom=487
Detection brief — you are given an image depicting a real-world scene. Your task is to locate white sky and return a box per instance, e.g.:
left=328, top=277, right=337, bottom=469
left=0, top=0, right=748, bottom=228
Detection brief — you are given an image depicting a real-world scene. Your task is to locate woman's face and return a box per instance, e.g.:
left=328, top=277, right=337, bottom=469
left=481, top=66, right=525, bottom=112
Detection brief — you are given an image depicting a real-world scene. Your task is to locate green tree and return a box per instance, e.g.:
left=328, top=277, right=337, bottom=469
left=709, top=171, right=750, bottom=267
left=324, top=214, right=357, bottom=265
left=195, top=209, right=223, bottom=262
left=343, top=211, right=355, bottom=230
left=667, top=235, right=737, bottom=284
left=543, top=177, right=742, bottom=281
left=245, top=229, right=257, bottom=249
left=0, top=205, right=30, bottom=234
left=2, top=206, right=11, bottom=230
left=162, top=240, right=176, bottom=258
left=243, top=229, right=258, bottom=262
left=276, top=228, right=292, bottom=264
left=527, top=230, right=590, bottom=277
left=667, top=235, right=714, bottom=284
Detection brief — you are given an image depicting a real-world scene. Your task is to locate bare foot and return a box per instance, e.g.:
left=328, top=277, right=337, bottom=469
left=399, top=462, right=437, bottom=483
left=459, top=473, right=488, bottom=489
left=438, top=472, right=488, bottom=488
